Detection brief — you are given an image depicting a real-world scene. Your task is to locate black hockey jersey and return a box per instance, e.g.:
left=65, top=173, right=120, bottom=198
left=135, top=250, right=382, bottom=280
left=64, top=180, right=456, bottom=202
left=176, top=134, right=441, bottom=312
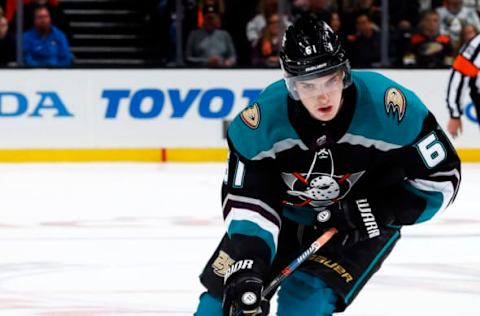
left=222, top=70, right=461, bottom=264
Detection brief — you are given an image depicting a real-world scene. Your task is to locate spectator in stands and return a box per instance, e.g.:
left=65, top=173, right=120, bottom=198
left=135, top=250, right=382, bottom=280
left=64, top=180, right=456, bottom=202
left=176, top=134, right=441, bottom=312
left=437, top=0, right=480, bottom=51
left=0, top=4, right=4, bottom=17
left=185, top=4, right=236, bottom=67
left=246, top=0, right=289, bottom=47
left=403, top=10, right=454, bottom=68
left=389, top=0, right=420, bottom=31
left=0, top=15, right=15, bottom=66
left=329, top=11, right=347, bottom=44
left=24, top=0, right=70, bottom=38
left=198, top=0, right=225, bottom=27
left=22, top=6, right=73, bottom=67
left=460, top=23, right=479, bottom=45
left=329, top=10, right=341, bottom=32
left=251, top=13, right=282, bottom=67
left=310, top=0, right=332, bottom=22
left=288, top=0, right=309, bottom=22
left=8, top=0, right=70, bottom=41
left=463, top=0, right=480, bottom=13
left=419, top=0, right=445, bottom=10
left=342, top=0, right=381, bottom=35
left=346, top=13, right=381, bottom=68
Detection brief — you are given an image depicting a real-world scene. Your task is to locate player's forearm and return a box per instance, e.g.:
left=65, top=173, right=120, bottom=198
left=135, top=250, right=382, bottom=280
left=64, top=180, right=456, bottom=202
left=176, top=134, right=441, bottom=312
left=368, top=161, right=460, bottom=226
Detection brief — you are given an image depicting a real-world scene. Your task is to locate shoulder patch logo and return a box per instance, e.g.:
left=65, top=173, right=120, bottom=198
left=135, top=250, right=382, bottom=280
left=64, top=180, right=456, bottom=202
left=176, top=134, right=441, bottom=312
left=384, top=87, right=407, bottom=123
left=240, top=103, right=260, bottom=129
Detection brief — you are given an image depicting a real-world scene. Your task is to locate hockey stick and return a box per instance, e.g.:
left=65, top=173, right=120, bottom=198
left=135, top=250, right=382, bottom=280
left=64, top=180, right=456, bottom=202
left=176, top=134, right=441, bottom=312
left=233, top=227, right=338, bottom=316
left=262, top=227, right=337, bottom=297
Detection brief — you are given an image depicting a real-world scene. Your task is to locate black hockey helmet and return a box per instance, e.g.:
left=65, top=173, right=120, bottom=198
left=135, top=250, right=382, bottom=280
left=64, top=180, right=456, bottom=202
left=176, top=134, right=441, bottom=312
left=280, top=16, right=352, bottom=100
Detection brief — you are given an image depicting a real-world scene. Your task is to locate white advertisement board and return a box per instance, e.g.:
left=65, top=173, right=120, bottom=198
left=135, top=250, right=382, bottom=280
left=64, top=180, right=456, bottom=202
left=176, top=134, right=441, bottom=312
left=0, top=69, right=477, bottom=149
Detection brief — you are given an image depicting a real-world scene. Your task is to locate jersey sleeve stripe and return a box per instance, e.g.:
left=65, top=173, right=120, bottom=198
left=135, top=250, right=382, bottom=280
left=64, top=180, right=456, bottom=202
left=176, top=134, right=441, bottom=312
left=251, top=138, right=308, bottom=160
left=338, top=133, right=401, bottom=151
left=223, top=194, right=282, bottom=226
left=429, top=168, right=461, bottom=206
left=403, top=178, right=455, bottom=223
left=224, top=199, right=282, bottom=228
left=225, top=209, right=279, bottom=260
left=430, top=168, right=461, bottom=179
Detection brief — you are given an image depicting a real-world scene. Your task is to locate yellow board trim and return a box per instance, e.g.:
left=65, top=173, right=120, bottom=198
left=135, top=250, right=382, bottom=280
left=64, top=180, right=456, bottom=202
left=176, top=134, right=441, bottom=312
left=166, top=148, right=228, bottom=162
left=0, top=149, right=163, bottom=163
left=0, top=148, right=476, bottom=163
left=456, top=149, right=480, bottom=162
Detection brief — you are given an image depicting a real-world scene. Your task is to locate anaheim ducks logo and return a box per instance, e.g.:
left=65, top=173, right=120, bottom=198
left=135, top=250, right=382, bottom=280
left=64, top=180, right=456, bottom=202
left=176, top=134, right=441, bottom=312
left=384, top=87, right=407, bottom=123
left=240, top=103, right=260, bottom=129
left=281, top=171, right=365, bottom=208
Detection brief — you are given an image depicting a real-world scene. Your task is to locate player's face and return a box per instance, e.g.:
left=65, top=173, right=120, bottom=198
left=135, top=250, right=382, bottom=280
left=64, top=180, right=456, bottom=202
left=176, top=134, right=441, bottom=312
left=295, top=70, right=344, bottom=121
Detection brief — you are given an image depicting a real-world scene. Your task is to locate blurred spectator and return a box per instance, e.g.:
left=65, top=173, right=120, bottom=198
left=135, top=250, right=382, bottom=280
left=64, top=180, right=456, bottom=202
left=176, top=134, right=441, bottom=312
left=310, top=0, right=333, bottom=22
left=389, top=0, right=420, bottom=31
left=8, top=0, right=70, bottom=42
left=463, top=0, right=480, bottom=12
left=246, top=0, right=289, bottom=47
left=460, top=23, right=479, bottom=45
left=437, top=0, right=480, bottom=51
left=290, top=0, right=311, bottom=21
left=24, top=0, right=69, bottom=38
left=403, top=10, right=454, bottom=68
left=419, top=0, right=445, bottom=10
left=197, top=0, right=225, bottom=27
left=0, top=4, right=4, bottom=17
left=22, top=6, right=73, bottom=67
left=342, top=0, right=381, bottom=35
left=342, top=0, right=419, bottom=31
left=329, top=11, right=347, bottom=44
left=185, top=4, right=236, bottom=67
left=0, top=15, right=15, bottom=66
left=329, top=11, right=341, bottom=32
left=251, top=13, right=282, bottom=67
left=346, top=13, right=381, bottom=67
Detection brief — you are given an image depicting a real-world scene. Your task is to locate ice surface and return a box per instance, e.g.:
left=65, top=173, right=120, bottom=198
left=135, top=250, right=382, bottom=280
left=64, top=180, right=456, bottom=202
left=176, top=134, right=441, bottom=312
left=0, top=163, right=477, bottom=315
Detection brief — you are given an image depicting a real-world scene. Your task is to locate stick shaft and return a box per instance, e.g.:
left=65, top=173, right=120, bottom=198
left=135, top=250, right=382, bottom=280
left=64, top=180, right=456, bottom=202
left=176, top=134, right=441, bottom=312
left=262, top=227, right=337, bottom=297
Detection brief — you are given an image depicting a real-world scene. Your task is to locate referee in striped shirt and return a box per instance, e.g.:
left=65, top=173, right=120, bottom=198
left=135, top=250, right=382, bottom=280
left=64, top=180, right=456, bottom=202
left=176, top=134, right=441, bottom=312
left=446, top=32, right=480, bottom=137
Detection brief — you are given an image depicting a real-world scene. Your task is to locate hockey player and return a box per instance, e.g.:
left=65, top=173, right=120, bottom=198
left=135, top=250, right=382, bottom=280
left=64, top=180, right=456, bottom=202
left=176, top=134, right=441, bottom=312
left=195, top=16, right=461, bottom=316
left=446, top=32, right=480, bottom=138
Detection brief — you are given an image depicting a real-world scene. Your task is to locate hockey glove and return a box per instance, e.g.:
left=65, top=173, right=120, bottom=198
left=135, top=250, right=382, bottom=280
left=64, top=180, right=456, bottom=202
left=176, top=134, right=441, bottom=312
left=315, top=198, right=385, bottom=247
left=222, top=260, right=270, bottom=316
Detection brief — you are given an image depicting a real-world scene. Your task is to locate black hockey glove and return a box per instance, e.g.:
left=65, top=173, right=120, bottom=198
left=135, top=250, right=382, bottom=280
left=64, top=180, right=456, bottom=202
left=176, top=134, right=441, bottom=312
left=222, top=259, right=270, bottom=316
left=315, top=198, right=387, bottom=247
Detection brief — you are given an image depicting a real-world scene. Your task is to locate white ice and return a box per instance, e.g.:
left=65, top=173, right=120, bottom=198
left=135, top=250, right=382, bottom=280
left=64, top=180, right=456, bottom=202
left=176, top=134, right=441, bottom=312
left=0, top=162, right=478, bottom=315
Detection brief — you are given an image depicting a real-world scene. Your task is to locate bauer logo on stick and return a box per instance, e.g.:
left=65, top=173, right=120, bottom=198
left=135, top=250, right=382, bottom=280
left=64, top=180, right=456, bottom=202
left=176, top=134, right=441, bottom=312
left=240, top=103, right=260, bottom=129
left=384, top=87, right=407, bottom=123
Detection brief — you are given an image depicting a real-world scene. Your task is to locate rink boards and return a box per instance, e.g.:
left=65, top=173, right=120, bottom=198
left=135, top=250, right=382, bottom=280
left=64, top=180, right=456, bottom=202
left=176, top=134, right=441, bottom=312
left=0, top=69, right=478, bottom=162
